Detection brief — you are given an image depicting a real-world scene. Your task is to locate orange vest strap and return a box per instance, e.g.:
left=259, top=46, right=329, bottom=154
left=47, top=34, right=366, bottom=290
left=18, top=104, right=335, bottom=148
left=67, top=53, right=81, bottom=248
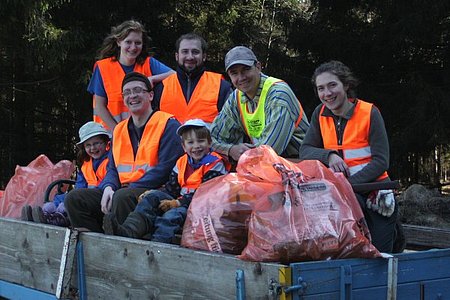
left=160, top=72, right=222, bottom=123
left=319, top=100, right=388, bottom=180
left=93, top=57, right=152, bottom=128
left=112, top=111, right=172, bottom=183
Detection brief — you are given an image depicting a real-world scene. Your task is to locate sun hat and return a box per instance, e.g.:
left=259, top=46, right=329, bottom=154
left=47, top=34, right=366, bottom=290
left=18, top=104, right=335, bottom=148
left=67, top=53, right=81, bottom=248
left=121, top=71, right=152, bottom=91
left=176, top=119, right=209, bottom=136
left=77, top=121, right=111, bottom=145
left=224, top=46, right=258, bottom=72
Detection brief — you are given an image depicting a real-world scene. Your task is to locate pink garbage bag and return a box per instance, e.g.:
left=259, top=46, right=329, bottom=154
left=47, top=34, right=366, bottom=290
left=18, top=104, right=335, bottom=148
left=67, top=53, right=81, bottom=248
left=0, top=155, right=74, bottom=219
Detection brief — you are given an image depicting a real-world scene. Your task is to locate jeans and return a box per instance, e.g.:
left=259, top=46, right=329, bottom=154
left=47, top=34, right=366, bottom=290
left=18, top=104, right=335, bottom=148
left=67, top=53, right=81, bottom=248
left=135, top=190, right=187, bottom=243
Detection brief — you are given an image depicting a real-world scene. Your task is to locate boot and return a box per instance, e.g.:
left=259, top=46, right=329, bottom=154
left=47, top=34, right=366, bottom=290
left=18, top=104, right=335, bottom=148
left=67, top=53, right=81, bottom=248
left=32, top=206, right=70, bottom=227
left=21, top=205, right=33, bottom=221
left=103, top=212, right=151, bottom=239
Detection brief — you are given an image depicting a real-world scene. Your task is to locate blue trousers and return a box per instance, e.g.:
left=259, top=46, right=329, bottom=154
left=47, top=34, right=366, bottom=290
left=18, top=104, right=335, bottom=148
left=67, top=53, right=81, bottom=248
left=135, top=190, right=187, bottom=243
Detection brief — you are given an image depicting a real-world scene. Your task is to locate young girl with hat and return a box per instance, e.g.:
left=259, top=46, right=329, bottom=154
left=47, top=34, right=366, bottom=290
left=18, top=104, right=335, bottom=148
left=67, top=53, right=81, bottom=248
left=22, top=121, right=111, bottom=226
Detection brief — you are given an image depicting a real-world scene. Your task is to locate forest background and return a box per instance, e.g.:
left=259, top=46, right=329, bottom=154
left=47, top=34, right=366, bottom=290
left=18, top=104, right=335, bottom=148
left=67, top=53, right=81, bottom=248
left=0, top=0, right=449, bottom=189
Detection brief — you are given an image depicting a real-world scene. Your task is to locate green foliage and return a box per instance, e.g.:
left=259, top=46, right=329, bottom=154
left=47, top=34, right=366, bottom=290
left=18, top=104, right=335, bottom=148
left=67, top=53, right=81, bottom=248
left=0, top=0, right=449, bottom=187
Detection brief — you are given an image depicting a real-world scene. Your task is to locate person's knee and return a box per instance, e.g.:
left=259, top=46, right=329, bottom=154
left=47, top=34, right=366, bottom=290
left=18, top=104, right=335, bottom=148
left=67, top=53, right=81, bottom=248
left=65, top=189, right=83, bottom=211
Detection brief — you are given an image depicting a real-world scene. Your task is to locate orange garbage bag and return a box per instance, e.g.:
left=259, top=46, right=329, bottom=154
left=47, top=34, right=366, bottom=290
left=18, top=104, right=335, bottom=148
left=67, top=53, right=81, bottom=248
left=181, top=145, right=380, bottom=263
left=0, top=155, right=75, bottom=219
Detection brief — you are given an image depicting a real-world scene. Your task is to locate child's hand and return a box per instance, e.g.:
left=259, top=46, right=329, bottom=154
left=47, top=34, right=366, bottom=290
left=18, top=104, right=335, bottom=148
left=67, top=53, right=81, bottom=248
left=159, top=199, right=180, bottom=212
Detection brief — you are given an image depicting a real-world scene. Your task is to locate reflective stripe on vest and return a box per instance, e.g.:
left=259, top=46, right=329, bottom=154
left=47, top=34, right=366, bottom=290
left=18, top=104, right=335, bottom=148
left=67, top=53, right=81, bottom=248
left=237, top=76, right=304, bottom=142
left=160, top=72, right=222, bottom=123
left=319, top=99, right=388, bottom=180
left=112, top=111, right=172, bottom=184
left=81, top=157, right=109, bottom=188
left=176, top=152, right=223, bottom=196
left=93, top=57, right=152, bottom=130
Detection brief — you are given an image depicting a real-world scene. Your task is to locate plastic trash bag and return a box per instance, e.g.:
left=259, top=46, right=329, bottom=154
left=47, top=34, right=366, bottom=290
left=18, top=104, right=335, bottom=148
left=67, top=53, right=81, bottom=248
left=182, top=146, right=380, bottom=262
left=0, top=155, right=75, bottom=219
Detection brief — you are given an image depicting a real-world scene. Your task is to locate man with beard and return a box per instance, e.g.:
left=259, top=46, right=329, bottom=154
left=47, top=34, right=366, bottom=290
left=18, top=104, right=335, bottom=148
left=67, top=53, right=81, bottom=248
left=153, top=33, right=232, bottom=124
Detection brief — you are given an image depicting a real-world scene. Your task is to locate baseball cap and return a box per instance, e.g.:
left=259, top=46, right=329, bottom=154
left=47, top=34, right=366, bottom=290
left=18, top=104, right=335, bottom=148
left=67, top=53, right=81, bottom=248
left=176, top=119, right=209, bottom=136
left=122, top=71, right=152, bottom=91
left=224, top=46, right=257, bottom=72
left=77, top=121, right=111, bottom=145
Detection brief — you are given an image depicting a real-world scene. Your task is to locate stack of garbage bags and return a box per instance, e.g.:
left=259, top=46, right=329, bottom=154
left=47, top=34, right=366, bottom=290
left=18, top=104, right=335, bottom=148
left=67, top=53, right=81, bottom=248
left=181, top=145, right=380, bottom=263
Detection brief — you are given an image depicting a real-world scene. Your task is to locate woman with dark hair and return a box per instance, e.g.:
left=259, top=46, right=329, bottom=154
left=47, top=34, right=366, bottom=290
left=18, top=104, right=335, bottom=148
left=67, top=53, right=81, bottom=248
left=88, top=20, right=174, bottom=130
left=299, top=60, right=398, bottom=253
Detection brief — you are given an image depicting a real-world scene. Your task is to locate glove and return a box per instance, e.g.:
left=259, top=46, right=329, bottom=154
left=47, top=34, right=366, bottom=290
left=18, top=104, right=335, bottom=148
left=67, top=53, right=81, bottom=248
left=366, top=190, right=395, bottom=217
left=159, top=199, right=180, bottom=212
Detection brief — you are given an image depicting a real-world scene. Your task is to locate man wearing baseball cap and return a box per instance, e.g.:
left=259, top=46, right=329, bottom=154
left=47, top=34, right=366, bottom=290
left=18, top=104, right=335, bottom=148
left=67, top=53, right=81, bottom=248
left=210, top=46, right=309, bottom=163
left=65, top=72, right=184, bottom=232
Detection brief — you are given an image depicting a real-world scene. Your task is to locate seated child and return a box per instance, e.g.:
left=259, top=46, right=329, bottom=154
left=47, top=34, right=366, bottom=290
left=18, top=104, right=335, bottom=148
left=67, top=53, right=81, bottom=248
left=103, top=119, right=228, bottom=243
left=21, top=121, right=111, bottom=226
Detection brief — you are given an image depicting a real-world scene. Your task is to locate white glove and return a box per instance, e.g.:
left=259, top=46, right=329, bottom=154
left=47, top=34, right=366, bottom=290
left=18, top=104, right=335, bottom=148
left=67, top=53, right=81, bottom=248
left=366, top=190, right=395, bottom=217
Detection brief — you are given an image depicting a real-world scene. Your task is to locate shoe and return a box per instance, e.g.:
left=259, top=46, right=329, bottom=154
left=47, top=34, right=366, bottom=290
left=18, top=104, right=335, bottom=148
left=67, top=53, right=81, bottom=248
left=103, top=212, right=149, bottom=238
left=103, top=213, right=120, bottom=235
left=32, top=206, right=46, bottom=223
left=32, top=206, right=70, bottom=227
left=21, top=205, right=33, bottom=221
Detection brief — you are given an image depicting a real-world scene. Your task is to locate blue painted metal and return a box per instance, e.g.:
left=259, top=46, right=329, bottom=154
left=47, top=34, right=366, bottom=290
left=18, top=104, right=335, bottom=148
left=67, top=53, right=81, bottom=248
left=235, top=269, right=246, bottom=300
left=288, top=248, right=450, bottom=300
left=77, top=240, right=87, bottom=300
left=283, top=276, right=307, bottom=296
left=339, top=265, right=352, bottom=300
left=0, top=280, right=56, bottom=300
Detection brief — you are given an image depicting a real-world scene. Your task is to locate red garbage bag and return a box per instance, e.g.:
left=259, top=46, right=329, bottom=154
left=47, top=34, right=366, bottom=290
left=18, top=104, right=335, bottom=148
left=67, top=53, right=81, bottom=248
left=236, top=146, right=380, bottom=262
left=0, top=155, right=75, bottom=219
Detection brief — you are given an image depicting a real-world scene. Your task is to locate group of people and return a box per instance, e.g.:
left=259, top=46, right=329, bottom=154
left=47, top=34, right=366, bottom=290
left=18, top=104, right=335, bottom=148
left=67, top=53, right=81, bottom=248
left=24, top=19, right=399, bottom=254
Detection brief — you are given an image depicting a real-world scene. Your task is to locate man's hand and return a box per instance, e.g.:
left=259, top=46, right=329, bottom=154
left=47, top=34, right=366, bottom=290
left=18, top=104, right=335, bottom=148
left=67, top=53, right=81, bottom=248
left=101, top=186, right=114, bottom=214
left=328, top=153, right=350, bottom=177
left=159, top=199, right=180, bottom=212
left=229, top=143, right=255, bottom=161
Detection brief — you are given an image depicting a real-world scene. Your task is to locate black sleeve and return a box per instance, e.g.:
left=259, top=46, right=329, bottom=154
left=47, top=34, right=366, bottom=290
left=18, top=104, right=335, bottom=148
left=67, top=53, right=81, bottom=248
left=299, top=104, right=337, bottom=163
left=152, top=82, right=164, bottom=111
left=217, top=79, right=233, bottom=112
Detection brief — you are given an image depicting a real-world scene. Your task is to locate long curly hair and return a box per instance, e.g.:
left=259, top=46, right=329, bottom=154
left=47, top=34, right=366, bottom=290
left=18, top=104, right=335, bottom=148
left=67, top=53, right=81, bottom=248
left=96, top=20, right=152, bottom=65
left=311, top=60, right=359, bottom=98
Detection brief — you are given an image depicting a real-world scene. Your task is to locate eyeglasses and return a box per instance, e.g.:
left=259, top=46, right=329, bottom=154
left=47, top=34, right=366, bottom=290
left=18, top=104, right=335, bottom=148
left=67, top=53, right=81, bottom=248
left=84, top=141, right=105, bottom=150
left=122, top=87, right=149, bottom=98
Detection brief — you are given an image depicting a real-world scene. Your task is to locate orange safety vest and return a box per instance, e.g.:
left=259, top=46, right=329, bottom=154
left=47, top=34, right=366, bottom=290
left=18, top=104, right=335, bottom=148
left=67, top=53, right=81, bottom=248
left=93, top=57, right=152, bottom=129
left=236, top=77, right=304, bottom=142
left=319, top=99, right=389, bottom=180
left=80, top=157, right=109, bottom=188
left=112, top=111, right=172, bottom=184
left=176, top=152, right=223, bottom=195
left=160, top=72, right=222, bottom=123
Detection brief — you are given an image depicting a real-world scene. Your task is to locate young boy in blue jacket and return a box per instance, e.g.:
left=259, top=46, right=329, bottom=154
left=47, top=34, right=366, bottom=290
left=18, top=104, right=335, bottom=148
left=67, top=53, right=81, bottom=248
left=103, top=119, right=228, bottom=243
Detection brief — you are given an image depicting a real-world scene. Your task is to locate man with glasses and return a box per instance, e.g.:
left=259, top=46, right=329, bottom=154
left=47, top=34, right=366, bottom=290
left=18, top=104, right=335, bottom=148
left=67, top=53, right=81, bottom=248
left=211, top=46, right=309, bottom=163
left=65, top=72, right=184, bottom=232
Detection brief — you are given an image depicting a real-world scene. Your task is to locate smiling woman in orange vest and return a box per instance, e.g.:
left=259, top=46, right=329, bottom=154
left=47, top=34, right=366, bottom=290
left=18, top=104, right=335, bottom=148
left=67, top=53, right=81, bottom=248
left=88, top=20, right=174, bottom=131
left=299, top=60, right=398, bottom=253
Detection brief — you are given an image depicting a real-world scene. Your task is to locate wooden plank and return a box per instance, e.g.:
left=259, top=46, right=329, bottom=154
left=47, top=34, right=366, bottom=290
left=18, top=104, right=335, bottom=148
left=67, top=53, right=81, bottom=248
left=0, top=217, right=68, bottom=295
left=403, top=224, right=450, bottom=249
left=79, top=233, right=283, bottom=299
